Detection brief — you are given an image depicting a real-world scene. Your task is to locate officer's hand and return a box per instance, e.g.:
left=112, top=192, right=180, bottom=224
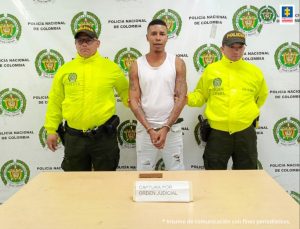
left=47, top=134, right=59, bottom=152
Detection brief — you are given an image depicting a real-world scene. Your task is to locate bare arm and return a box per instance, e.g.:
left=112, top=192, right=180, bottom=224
left=166, top=57, right=187, bottom=127
left=129, top=61, right=161, bottom=147
left=128, top=61, right=151, bottom=130
left=154, top=57, right=187, bottom=149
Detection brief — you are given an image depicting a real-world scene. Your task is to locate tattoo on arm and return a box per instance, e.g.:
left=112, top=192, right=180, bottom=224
left=166, top=58, right=187, bottom=126
left=128, top=61, right=151, bottom=129
left=129, top=78, right=136, bottom=91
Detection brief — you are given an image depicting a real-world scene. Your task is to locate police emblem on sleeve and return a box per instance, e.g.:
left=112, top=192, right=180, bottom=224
left=71, top=11, right=101, bottom=38
left=1, top=159, right=30, bottom=186
left=233, top=5, right=263, bottom=35
left=193, top=44, right=222, bottom=72
left=273, top=117, right=300, bottom=145
left=258, top=5, right=277, bottom=24
left=114, top=47, right=142, bottom=74
left=117, top=120, right=137, bottom=148
left=153, top=9, right=182, bottom=38
left=274, top=42, right=300, bottom=72
left=0, top=88, right=26, bottom=116
left=213, top=78, right=222, bottom=87
left=68, top=73, right=77, bottom=83
left=35, top=49, right=65, bottom=78
left=0, top=13, right=21, bottom=43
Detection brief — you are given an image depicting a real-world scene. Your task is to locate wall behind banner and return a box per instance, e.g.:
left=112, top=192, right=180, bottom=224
left=0, top=0, right=299, bottom=203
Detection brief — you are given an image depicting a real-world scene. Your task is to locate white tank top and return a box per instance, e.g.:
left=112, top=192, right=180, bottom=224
left=137, top=53, right=176, bottom=127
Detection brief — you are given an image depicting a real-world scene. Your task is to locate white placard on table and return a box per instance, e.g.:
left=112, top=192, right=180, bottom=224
left=133, top=181, right=193, bottom=202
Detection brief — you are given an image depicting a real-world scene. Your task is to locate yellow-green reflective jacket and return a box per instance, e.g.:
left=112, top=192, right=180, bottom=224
left=188, top=56, right=268, bottom=134
left=45, top=52, right=129, bottom=134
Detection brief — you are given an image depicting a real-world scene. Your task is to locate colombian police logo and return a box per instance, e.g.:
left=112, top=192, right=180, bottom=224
left=114, top=47, right=142, bottom=74
left=153, top=9, right=182, bottom=38
left=213, top=78, right=222, bottom=87
left=193, top=44, right=222, bottom=72
left=1, top=159, right=30, bottom=186
left=233, top=5, right=263, bottom=35
left=273, top=117, right=300, bottom=145
left=258, top=5, right=277, bottom=24
left=0, top=13, right=21, bottom=43
left=274, top=42, right=300, bottom=72
left=35, top=49, right=64, bottom=78
left=39, top=126, right=62, bottom=148
left=155, top=158, right=165, bottom=171
left=117, top=120, right=137, bottom=148
left=71, top=11, right=101, bottom=38
left=68, top=73, right=77, bottom=82
left=39, top=126, right=49, bottom=148
left=0, top=88, right=26, bottom=116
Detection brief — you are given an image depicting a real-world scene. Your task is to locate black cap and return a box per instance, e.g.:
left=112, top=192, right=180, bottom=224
left=74, top=25, right=98, bottom=39
left=222, top=30, right=246, bottom=46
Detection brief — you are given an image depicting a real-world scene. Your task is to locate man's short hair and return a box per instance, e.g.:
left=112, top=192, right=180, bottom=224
left=147, top=19, right=167, bottom=30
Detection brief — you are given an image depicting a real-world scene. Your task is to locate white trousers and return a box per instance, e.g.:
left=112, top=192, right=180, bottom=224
left=136, top=123, right=185, bottom=171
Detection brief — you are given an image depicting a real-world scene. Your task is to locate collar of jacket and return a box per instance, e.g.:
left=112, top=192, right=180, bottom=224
left=76, top=52, right=100, bottom=62
left=221, top=55, right=244, bottom=66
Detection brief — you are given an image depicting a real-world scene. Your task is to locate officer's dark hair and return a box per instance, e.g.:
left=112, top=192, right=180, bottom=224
left=147, top=19, right=167, bottom=31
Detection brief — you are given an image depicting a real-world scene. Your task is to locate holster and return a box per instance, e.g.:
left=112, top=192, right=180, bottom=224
left=56, top=122, right=66, bottom=146
left=252, top=116, right=259, bottom=128
left=198, top=114, right=212, bottom=142
left=103, top=115, right=120, bottom=135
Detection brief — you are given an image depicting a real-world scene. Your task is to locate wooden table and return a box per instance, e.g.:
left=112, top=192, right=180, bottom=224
left=0, top=170, right=298, bottom=228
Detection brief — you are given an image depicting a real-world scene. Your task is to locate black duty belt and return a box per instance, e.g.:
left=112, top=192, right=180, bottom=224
left=63, top=115, right=120, bottom=138
left=65, top=123, right=104, bottom=138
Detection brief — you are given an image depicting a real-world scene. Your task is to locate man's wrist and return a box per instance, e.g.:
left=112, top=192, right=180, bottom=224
left=146, top=127, right=153, bottom=134
left=162, top=125, right=171, bottom=131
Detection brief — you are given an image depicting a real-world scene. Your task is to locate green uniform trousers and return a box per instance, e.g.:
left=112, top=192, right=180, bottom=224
left=203, top=125, right=258, bottom=170
left=61, top=130, right=120, bottom=171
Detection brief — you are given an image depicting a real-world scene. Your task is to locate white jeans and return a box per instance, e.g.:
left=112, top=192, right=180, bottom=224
left=136, top=123, right=185, bottom=171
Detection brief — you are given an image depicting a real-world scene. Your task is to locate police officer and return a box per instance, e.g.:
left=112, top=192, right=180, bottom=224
left=188, top=30, right=268, bottom=170
left=44, top=25, right=129, bottom=171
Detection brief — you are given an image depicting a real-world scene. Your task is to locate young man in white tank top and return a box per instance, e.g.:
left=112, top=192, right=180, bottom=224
left=129, top=19, right=187, bottom=170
